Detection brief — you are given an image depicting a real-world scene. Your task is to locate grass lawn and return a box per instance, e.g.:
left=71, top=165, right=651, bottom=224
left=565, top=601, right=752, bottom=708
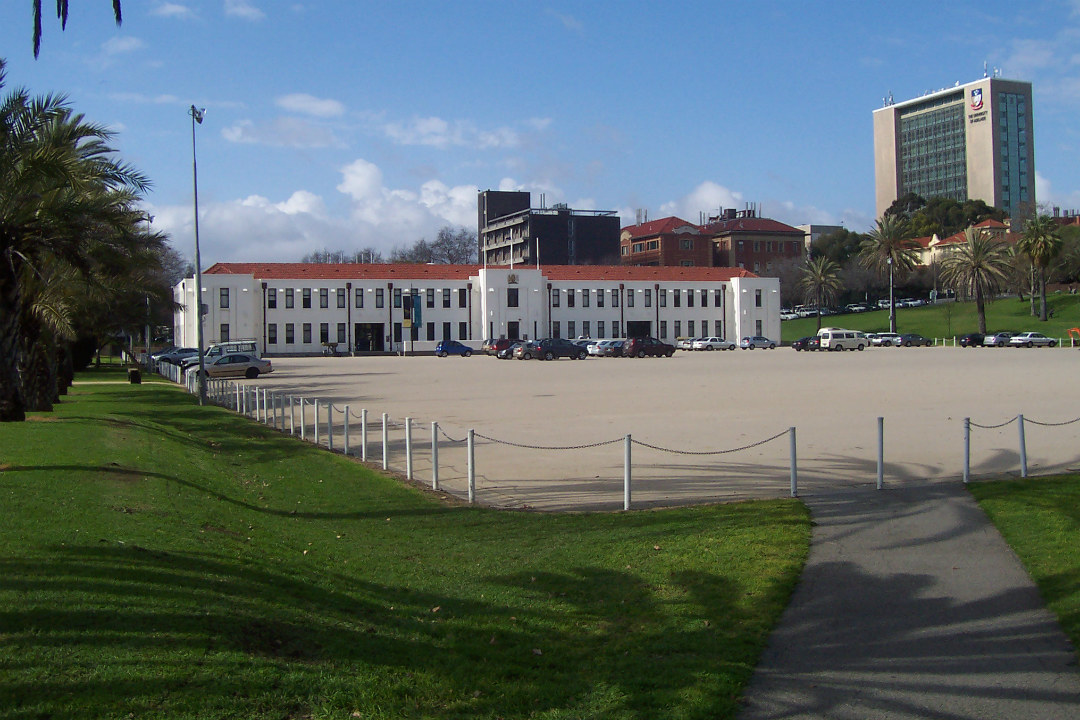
left=968, top=475, right=1080, bottom=656
left=781, top=292, right=1080, bottom=343
left=0, top=369, right=809, bottom=720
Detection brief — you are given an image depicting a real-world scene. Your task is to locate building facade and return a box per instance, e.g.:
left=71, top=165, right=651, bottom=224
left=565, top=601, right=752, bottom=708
left=174, top=264, right=780, bottom=355
left=478, top=190, right=621, bottom=266
left=618, top=217, right=710, bottom=267
left=874, top=76, right=1034, bottom=220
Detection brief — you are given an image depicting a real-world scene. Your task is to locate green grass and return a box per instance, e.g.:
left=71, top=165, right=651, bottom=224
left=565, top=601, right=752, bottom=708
left=782, top=292, right=1080, bottom=342
left=0, top=373, right=810, bottom=720
left=968, top=476, right=1080, bottom=653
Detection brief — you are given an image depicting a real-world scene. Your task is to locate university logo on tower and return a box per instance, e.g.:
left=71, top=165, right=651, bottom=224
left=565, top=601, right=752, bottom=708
left=970, top=88, right=983, bottom=110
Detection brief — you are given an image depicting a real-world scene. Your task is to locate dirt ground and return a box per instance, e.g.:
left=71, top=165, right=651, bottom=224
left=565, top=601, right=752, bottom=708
left=247, top=346, right=1080, bottom=510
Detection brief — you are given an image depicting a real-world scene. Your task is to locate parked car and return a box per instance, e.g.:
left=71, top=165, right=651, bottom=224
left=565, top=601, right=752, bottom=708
left=601, top=339, right=626, bottom=357
left=817, top=328, right=867, bottom=351
left=624, top=337, right=676, bottom=357
left=533, top=337, right=588, bottom=360
left=513, top=341, right=540, bottom=360
left=435, top=340, right=473, bottom=357
left=959, top=333, right=985, bottom=348
left=983, top=332, right=1014, bottom=347
left=588, top=339, right=620, bottom=357
left=692, top=336, right=736, bottom=351
left=898, top=333, right=933, bottom=347
left=156, top=347, right=200, bottom=365
left=871, top=332, right=902, bottom=347
left=180, top=339, right=260, bottom=370
left=792, top=336, right=816, bottom=351
left=187, top=353, right=272, bottom=379
left=676, top=337, right=698, bottom=351
left=739, top=336, right=776, bottom=350
left=1009, top=332, right=1057, bottom=348
left=780, top=311, right=799, bottom=321
left=497, top=341, right=525, bottom=359
left=483, top=338, right=513, bottom=356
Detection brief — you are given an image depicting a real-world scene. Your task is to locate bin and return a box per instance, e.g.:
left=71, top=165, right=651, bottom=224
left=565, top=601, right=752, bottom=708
left=127, top=368, right=141, bottom=384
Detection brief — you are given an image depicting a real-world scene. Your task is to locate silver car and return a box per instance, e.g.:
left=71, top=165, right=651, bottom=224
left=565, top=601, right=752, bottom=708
left=692, top=336, right=736, bottom=351
left=1008, top=332, right=1057, bottom=348
left=983, top=332, right=1013, bottom=347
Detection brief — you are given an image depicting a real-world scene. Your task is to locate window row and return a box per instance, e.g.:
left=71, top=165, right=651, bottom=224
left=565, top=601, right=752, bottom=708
left=551, top=288, right=725, bottom=309
left=263, top=286, right=469, bottom=310
left=266, top=321, right=471, bottom=345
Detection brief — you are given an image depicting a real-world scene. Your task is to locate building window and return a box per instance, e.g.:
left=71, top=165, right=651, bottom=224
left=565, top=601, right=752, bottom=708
left=567, top=321, right=576, bottom=338
left=285, top=323, right=294, bottom=344
left=302, top=288, right=312, bottom=309
left=582, top=321, right=590, bottom=338
left=673, top=289, right=681, bottom=308
left=268, top=323, right=277, bottom=344
left=442, top=322, right=451, bottom=341
left=552, top=289, right=560, bottom=307
left=659, top=320, right=667, bottom=339
left=680, top=260, right=694, bottom=267
left=596, top=290, right=604, bottom=308
left=219, top=288, right=229, bottom=309
left=687, top=320, right=695, bottom=337
left=766, top=241, right=772, bottom=252
left=337, top=288, right=346, bottom=308
left=426, top=322, right=435, bottom=342
left=552, top=321, right=561, bottom=338
left=393, top=323, right=402, bottom=343
left=611, top=289, right=619, bottom=307
left=394, top=288, right=402, bottom=308
left=612, top=321, right=620, bottom=338
left=687, top=291, right=694, bottom=308
left=633, top=242, right=645, bottom=253
left=756, top=319, right=763, bottom=336
left=302, top=323, right=312, bottom=344
left=647, top=240, right=659, bottom=250
left=458, top=288, right=467, bottom=308
left=337, top=323, right=346, bottom=344
left=426, top=288, right=435, bottom=308
left=660, top=289, right=667, bottom=307
left=715, top=320, right=723, bottom=336
left=507, top=288, right=519, bottom=307
left=320, top=288, right=329, bottom=309
left=458, top=321, right=467, bottom=340
left=674, top=320, right=682, bottom=338
left=219, top=323, right=230, bottom=342
left=267, top=288, right=277, bottom=308
left=567, top=289, right=575, bottom=308
left=753, top=241, right=760, bottom=252
left=320, top=323, right=329, bottom=343
left=701, top=290, right=708, bottom=307
left=627, top=290, right=635, bottom=308
left=680, top=238, right=693, bottom=250
left=285, top=288, right=294, bottom=308
left=714, top=289, right=722, bottom=307
left=355, top=288, right=364, bottom=308
left=643, top=289, right=650, bottom=307
left=755, top=289, right=762, bottom=307
left=375, top=288, right=385, bottom=308
left=598, top=321, right=605, bottom=339
left=582, top=290, right=590, bottom=308
left=443, top=288, right=451, bottom=308
left=621, top=246, right=628, bottom=256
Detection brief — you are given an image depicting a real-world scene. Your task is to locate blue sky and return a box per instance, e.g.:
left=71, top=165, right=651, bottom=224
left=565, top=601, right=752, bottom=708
left=3, top=0, right=1080, bottom=265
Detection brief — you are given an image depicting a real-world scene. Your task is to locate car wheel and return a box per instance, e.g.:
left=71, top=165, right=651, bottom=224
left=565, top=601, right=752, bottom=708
left=578, top=351, right=587, bottom=360
left=666, top=350, right=674, bottom=357
left=439, top=351, right=447, bottom=357
left=769, top=343, right=775, bottom=350
left=524, top=353, right=532, bottom=360
left=858, top=344, right=865, bottom=351
left=544, top=351, right=555, bottom=361
left=636, top=349, right=646, bottom=358
left=706, top=345, right=714, bottom=351
left=748, top=344, right=756, bottom=350
left=245, top=367, right=259, bottom=379
left=1050, top=340, right=1057, bottom=347
left=1027, top=341, right=1033, bottom=348
left=903, top=341, right=911, bottom=347
left=463, top=350, right=472, bottom=357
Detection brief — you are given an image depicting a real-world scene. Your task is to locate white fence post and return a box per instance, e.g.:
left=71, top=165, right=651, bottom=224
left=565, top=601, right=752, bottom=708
left=314, top=399, right=320, bottom=446
left=405, top=417, right=413, bottom=480
left=289, top=395, right=295, bottom=435
left=467, top=428, right=475, bottom=504
left=1018, top=413, right=1028, bottom=478
left=963, top=417, right=970, bottom=483
left=431, top=421, right=439, bottom=490
left=789, top=426, right=798, bottom=498
left=343, top=405, right=350, bottom=456
left=361, top=408, right=368, bottom=461
left=382, top=412, right=389, bottom=470
left=877, top=416, right=884, bottom=490
left=235, top=384, right=240, bottom=412
left=327, top=404, right=334, bottom=452
left=624, top=434, right=632, bottom=511
left=299, top=398, right=306, bottom=441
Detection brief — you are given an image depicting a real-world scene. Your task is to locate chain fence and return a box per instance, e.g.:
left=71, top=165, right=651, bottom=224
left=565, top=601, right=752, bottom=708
left=964, top=412, right=1080, bottom=483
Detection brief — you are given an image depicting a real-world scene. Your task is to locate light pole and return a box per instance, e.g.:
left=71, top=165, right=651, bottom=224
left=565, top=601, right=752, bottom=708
left=143, top=213, right=154, bottom=362
left=887, top=256, right=895, bottom=334
left=190, top=105, right=207, bottom=405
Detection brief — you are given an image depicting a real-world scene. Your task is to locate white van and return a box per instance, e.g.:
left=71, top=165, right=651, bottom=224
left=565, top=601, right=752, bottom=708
left=180, top=339, right=260, bottom=369
left=817, top=328, right=867, bottom=351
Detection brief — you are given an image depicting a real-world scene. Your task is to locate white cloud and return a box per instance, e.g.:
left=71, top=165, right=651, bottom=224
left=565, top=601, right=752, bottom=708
left=225, top=0, right=266, bottom=21
left=102, top=36, right=145, bottom=55
left=547, top=10, right=584, bottom=35
left=222, top=117, right=342, bottom=148
left=152, top=3, right=195, bottom=19
left=276, top=93, right=345, bottom=118
left=659, top=181, right=744, bottom=221
left=381, top=116, right=521, bottom=149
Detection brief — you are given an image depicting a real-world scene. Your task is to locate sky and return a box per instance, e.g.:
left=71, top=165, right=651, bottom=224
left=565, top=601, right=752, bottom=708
left=3, top=1, right=1080, bottom=266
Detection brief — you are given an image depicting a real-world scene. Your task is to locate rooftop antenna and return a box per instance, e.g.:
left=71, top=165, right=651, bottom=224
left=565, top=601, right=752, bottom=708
left=983, top=60, right=988, bottom=78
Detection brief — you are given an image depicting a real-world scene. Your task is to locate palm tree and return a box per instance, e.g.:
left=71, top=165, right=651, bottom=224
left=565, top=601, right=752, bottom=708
left=0, top=58, right=151, bottom=421
left=1017, top=215, right=1063, bottom=322
left=797, top=256, right=843, bottom=331
left=860, top=215, right=919, bottom=333
left=33, top=1, right=123, bottom=58
left=938, top=227, right=1011, bottom=334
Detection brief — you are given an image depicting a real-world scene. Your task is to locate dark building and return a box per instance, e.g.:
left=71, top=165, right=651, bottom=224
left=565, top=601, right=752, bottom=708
left=478, top=190, right=621, bottom=266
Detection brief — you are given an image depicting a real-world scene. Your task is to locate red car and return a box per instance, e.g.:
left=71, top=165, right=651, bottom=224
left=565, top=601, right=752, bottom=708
left=483, top=338, right=514, bottom=355
left=623, top=337, right=675, bottom=358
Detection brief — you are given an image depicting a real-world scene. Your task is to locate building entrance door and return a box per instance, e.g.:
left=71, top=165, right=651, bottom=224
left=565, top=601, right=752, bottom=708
left=507, top=321, right=520, bottom=340
left=626, top=320, right=651, bottom=338
left=354, top=323, right=384, bottom=352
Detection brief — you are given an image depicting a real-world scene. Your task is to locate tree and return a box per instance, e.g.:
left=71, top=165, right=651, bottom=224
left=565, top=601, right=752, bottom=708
left=1017, top=215, right=1063, bottom=321
left=33, top=1, right=123, bottom=58
left=300, top=247, right=384, bottom=264
left=938, top=227, right=1012, bottom=334
left=797, top=257, right=843, bottom=331
left=883, top=192, right=926, bottom=221
left=811, top=228, right=865, bottom=266
left=390, top=226, right=477, bottom=264
left=0, top=58, right=152, bottom=421
left=860, top=216, right=919, bottom=333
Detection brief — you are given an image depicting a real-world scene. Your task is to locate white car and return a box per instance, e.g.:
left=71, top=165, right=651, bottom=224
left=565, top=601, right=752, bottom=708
left=1009, top=332, right=1057, bottom=348
left=676, top=337, right=700, bottom=350
left=588, top=340, right=618, bottom=356
left=871, top=332, right=902, bottom=347
left=780, top=311, right=799, bottom=321
left=692, top=336, right=736, bottom=351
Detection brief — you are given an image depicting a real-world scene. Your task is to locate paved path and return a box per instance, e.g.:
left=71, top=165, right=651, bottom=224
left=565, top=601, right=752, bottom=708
left=739, top=480, right=1080, bottom=720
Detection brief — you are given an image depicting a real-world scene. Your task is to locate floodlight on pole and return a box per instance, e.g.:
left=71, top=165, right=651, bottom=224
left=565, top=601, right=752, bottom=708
left=190, top=105, right=207, bottom=405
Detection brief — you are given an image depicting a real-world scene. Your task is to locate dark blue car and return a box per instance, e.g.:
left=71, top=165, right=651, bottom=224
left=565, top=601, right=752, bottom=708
left=435, top=340, right=473, bottom=357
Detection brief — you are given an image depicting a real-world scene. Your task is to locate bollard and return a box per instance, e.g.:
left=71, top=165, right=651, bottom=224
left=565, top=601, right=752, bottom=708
left=328, top=404, right=334, bottom=452
left=789, top=426, right=798, bottom=498
left=624, top=434, right=632, bottom=511
left=361, top=408, right=368, bottom=461
left=314, top=399, right=320, bottom=446
left=382, top=413, right=389, bottom=470
left=343, top=405, right=350, bottom=456
left=405, top=417, right=413, bottom=480
left=963, top=417, right=970, bottom=484
left=467, top=429, right=475, bottom=504
left=877, top=416, right=884, bottom=490
left=1018, top=413, right=1028, bottom=479
left=431, top=421, right=439, bottom=491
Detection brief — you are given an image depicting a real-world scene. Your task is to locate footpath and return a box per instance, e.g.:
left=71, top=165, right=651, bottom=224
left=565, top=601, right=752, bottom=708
left=738, top=479, right=1080, bottom=720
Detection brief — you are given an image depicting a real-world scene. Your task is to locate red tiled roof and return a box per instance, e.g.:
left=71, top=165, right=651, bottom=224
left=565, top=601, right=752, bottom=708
left=700, top=217, right=803, bottom=235
left=911, top=235, right=936, bottom=249
left=973, top=219, right=1008, bottom=229
left=204, top=262, right=758, bottom=282
left=621, top=216, right=697, bottom=238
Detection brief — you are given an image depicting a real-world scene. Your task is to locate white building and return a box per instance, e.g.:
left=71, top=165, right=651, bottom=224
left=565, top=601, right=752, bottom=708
left=174, top=263, right=780, bottom=354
